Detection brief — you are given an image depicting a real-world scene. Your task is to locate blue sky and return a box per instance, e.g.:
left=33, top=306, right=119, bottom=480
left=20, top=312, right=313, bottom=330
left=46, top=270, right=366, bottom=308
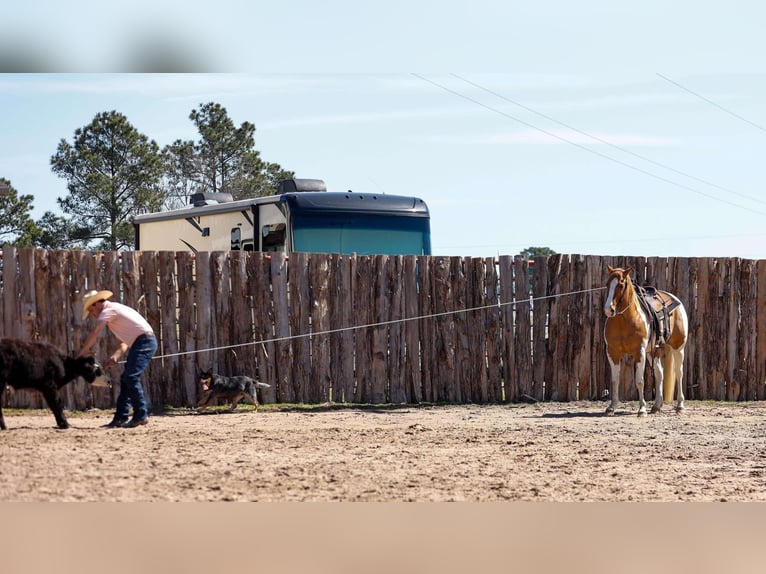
left=2, top=2, right=766, bottom=259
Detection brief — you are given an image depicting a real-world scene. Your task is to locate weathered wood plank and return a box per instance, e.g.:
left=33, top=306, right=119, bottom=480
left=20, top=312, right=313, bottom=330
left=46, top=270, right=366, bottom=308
left=403, top=256, right=422, bottom=403
left=370, top=255, right=390, bottom=404
left=531, top=256, right=549, bottom=402
left=208, top=251, right=230, bottom=377
left=498, top=255, right=515, bottom=402
left=546, top=254, right=569, bottom=401
left=484, top=257, right=502, bottom=403
left=138, top=250, right=160, bottom=408
left=683, top=258, right=699, bottom=400
left=468, top=258, right=489, bottom=403
left=11, top=249, right=43, bottom=409
left=329, top=254, right=355, bottom=403
left=431, top=256, right=455, bottom=403
left=353, top=256, right=373, bottom=403
left=309, top=254, right=331, bottom=403
left=570, top=254, right=592, bottom=401
left=194, top=252, right=213, bottom=379
left=757, top=260, right=766, bottom=401
left=289, top=252, right=311, bottom=402
left=388, top=256, right=407, bottom=404
left=694, top=258, right=711, bottom=399
left=514, top=256, right=533, bottom=400
left=402, top=255, right=423, bottom=404
left=18, top=249, right=37, bottom=341
left=270, top=253, right=291, bottom=402
left=452, top=257, right=469, bottom=403
left=176, top=251, right=197, bottom=406
left=249, top=253, right=276, bottom=403
left=2, top=246, right=18, bottom=339
left=229, top=252, right=259, bottom=401
left=736, top=259, right=756, bottom=400
left=708, top=258, right=726, bottom=400
left=671, top=257, right=691, bottom=401
left=159, top=251, right=181, bottom=407
left=417, top=255, right=434, bottom=402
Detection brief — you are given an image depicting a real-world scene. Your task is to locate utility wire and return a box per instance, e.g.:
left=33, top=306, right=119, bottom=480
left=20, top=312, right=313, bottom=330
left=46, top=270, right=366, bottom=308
left=412, top=73, right=766, bottom=218
left=657, top=73, right=766, bottom=133
left=453, top=73, right=766, bottom=207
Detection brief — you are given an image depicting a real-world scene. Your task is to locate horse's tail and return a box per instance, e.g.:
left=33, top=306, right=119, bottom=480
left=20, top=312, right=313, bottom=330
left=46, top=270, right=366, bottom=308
left=663, top=350, right=676, bottom=403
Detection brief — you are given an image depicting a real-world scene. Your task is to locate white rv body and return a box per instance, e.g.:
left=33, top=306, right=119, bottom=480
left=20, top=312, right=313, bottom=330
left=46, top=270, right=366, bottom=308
left=133, top=179, right=431, bottom=256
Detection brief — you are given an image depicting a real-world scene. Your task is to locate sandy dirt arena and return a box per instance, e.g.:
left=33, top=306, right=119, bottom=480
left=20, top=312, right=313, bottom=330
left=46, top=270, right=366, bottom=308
left=2, top=400, right=766, bottom=502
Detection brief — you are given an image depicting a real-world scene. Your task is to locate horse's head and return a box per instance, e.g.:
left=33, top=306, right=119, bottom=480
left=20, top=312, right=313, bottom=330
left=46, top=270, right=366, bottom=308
left=603, top=265, right=634, bottom=317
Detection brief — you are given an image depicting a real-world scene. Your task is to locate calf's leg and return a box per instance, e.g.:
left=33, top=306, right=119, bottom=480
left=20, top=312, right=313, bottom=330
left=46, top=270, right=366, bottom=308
left=40, top=384, right=69, bottom=429
left=0, top=384, right=6, bottom=430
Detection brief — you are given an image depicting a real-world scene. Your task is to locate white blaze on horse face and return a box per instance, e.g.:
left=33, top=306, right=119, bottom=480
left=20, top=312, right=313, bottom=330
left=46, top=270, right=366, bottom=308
left=604, top=277, right=619, bottom=317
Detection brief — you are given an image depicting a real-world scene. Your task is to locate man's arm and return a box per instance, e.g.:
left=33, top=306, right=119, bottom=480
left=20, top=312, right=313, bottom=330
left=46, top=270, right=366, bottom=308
left=107, top=342, right=130, bottom=367
left=76, top=321, right=108, bottom=358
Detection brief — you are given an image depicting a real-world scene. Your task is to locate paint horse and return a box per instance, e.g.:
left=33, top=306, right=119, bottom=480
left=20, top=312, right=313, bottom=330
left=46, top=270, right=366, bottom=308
left=602, top=266, right=689, bottom=416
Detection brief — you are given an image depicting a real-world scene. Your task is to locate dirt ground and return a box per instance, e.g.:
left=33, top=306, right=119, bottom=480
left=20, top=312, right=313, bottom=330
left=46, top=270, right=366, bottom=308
left=2, top=400, right=766, bottom=502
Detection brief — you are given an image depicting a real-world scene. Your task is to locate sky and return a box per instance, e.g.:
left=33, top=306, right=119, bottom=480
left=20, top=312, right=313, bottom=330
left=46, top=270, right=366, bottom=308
left=3, top=1, right=766, bottom=260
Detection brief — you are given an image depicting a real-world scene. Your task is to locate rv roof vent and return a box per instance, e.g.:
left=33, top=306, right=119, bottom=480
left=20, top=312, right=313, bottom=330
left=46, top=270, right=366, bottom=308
left=189, top=192, right=234, bottom=207
left=276, top=178, right=327, bottom=195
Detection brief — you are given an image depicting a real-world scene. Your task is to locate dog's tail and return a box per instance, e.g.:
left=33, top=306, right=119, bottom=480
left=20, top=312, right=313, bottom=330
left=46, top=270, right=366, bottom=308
left=255, top=381, right=271, bottom=389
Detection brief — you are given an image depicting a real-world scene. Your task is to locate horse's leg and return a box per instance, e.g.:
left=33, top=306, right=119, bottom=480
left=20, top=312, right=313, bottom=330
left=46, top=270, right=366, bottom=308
left=674, top=347, right=686, bottom=412
left=651, top=349, right=665, bottom=414
left=605, top=358, right=620, bottom=415
left=635, top=351, right=648, bottom=417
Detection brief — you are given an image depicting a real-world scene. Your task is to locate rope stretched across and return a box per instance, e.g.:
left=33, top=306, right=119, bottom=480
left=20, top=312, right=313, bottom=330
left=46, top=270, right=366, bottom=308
left=139, top=286, right=605, bottom=363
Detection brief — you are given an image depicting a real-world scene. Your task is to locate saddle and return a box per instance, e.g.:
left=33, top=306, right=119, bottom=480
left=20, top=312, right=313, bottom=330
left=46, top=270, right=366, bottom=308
left=633, top=282, right=681, bottom=347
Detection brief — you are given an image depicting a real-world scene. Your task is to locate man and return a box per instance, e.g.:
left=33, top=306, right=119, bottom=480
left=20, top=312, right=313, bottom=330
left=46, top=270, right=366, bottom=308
left=77, top=289, right=157, bottom=428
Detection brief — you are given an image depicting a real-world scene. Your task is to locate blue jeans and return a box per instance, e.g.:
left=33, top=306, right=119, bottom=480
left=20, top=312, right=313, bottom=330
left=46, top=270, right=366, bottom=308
left=114, top=334, right=157, bottom=421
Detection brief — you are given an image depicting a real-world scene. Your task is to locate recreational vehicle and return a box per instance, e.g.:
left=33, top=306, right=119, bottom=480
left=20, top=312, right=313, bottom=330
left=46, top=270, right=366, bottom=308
left=133, top=178, right=431, bottom=255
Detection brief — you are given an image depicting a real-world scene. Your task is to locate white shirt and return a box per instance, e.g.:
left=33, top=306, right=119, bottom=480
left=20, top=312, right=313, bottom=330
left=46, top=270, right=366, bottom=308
left=97, top=301, right=154, bottom=347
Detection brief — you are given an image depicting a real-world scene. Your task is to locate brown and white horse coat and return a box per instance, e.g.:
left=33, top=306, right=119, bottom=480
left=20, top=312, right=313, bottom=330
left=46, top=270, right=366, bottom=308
left=602, top=266, right=689, bottom=416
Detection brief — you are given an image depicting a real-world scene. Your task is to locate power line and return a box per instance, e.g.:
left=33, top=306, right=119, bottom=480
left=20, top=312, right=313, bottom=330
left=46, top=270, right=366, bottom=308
left=452, top=73, right=766, bottom=207
left=657, top=73, right=766, bottom=133
left=411, top=73, right=766, bottom=218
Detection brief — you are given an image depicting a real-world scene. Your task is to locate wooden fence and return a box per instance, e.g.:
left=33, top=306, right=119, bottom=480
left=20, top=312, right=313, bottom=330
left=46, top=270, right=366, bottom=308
left=1, top=247, right=764, bottom=410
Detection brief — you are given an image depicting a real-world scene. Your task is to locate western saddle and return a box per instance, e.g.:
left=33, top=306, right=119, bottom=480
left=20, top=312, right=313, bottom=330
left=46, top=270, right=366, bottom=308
left=633, top=282, right=680, bottom=347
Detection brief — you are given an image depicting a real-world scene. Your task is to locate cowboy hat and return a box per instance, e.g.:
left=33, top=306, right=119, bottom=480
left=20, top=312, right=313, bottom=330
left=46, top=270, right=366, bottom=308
left=81, top=289, right=113, bottom=320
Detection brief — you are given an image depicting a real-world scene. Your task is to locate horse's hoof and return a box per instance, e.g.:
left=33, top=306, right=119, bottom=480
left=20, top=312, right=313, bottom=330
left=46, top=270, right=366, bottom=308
left=637, top=410, right=647, bottom=418
left=650, top=406, right=661, bottom=414
left=605, top=409, right=615, bottom=417
left=675, top=406, right=685, bottom=414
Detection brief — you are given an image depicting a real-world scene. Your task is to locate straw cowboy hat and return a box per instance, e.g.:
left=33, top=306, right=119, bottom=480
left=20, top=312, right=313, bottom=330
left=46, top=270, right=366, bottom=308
left=81, top=289, right=113, bottom=320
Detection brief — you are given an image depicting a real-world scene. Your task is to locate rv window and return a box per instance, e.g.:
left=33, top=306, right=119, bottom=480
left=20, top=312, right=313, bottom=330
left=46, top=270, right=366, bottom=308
left=231, top=227, right=242, bottom=250
left=262, top=223, right=286, bottom=252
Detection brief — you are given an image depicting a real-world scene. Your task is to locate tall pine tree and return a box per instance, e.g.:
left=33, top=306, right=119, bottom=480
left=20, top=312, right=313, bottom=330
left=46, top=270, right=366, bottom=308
left=51, top=111, right=164, bottom=251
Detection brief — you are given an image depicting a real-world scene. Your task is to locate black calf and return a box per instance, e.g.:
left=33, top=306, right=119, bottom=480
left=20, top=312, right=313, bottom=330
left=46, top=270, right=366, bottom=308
left=0, top=338, right=103, bottom=430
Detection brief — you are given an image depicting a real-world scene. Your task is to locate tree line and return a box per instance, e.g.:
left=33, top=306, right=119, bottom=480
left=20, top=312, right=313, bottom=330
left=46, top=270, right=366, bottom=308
left=0, top=102, right=293, bottom=251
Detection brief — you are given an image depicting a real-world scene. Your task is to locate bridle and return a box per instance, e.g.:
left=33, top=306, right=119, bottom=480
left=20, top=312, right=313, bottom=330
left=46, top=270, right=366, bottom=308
left=607, top=273, right=635, bottom=317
